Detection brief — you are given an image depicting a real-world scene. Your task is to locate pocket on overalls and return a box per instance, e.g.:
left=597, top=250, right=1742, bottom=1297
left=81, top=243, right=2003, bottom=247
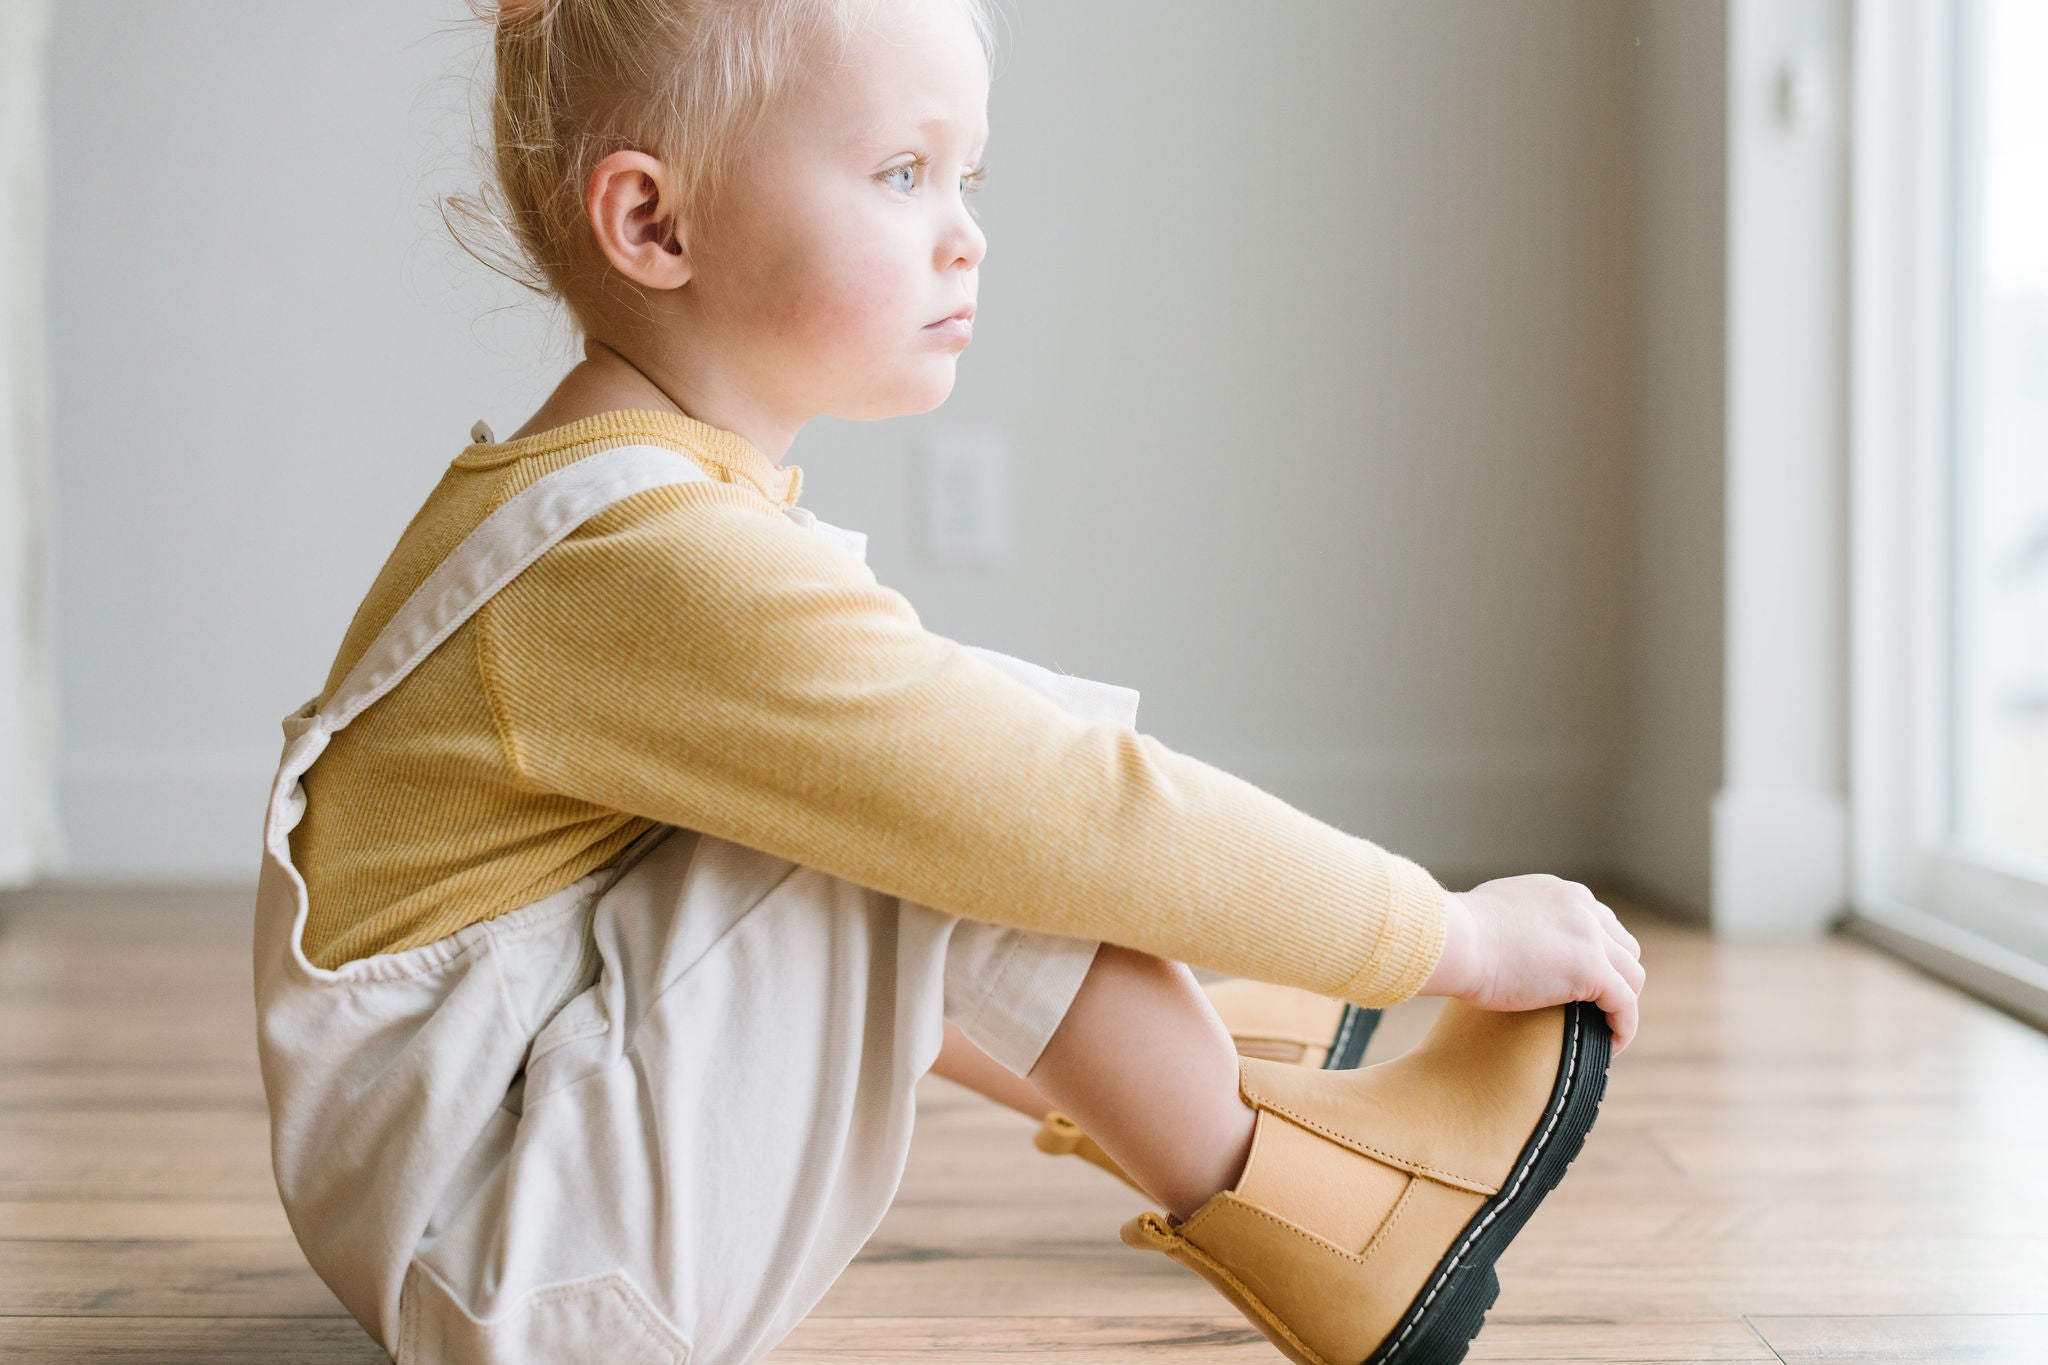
left=399, top=1262, right=689, bottom=1365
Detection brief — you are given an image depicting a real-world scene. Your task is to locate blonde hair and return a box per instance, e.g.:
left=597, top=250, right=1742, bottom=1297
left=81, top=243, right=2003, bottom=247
left=444, top=0, right=996, bottom=329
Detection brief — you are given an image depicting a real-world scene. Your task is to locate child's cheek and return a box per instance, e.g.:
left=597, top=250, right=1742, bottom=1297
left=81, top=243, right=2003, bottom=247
left=754, top=220, right=902, bottom=354
left=805, top=243, right=914, bottom=353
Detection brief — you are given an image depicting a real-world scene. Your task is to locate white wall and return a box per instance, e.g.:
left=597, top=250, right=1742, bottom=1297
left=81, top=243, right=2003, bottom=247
left=45, top=1, right=1642, bottom=885
left=47, top=3, right=563, bottom=877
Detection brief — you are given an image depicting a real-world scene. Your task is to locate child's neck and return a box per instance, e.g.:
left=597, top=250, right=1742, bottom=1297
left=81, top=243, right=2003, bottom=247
left=508, top=339, right=797, bottom=465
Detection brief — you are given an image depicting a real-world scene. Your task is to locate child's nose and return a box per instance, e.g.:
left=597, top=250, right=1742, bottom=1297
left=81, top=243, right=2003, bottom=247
left=938, top=204, right=987, bottom=272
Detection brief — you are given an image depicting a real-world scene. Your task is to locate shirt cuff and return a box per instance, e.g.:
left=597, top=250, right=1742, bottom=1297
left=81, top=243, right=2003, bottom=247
left=1334, top=852, right=1450, bottom=1007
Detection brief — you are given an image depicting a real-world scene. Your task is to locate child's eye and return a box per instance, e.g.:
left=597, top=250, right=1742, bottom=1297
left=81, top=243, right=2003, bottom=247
left=878, top=157, right=989, bottom=199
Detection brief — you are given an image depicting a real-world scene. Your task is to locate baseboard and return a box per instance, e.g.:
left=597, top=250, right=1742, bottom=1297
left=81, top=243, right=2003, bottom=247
left=1711, top=783, right=1848, bottom=937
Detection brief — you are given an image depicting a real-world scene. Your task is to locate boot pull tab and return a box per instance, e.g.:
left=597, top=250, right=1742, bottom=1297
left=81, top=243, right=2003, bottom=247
left=1120, top=1209, right=1183, bottom=1251
left=1032, top=1112, right=1087, bottom=1156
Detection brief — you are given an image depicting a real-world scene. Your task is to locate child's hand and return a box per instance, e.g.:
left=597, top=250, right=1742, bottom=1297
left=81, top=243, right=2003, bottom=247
left=1419, top=875, right=1645, bottom=1052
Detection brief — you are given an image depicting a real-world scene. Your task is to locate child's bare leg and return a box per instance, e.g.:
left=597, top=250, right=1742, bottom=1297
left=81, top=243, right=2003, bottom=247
left=929, top=1018, right=1056, bottom=1118
left=1026, top=943, right=1256, bottom=1221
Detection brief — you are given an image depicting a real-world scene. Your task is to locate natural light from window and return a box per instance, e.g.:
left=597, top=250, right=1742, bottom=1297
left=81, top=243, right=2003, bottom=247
left=1954, top=0, right=2048, bottom=870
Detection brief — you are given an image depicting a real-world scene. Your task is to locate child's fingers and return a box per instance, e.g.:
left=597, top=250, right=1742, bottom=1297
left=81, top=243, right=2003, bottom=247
left=1596, top=900, right=1641, bottom=959
left=1607, top=934, right=1646, bottom=995
left=1594, top=964, right=1639, bottom=1053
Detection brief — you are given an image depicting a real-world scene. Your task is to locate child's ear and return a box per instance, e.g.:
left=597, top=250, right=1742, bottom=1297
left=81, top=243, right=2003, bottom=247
left=585, top=150, right=692, bottom=291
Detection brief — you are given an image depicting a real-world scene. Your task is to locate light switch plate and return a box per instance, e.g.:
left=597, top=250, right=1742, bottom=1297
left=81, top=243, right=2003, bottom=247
left=914, top=425, right=1012, bottom=567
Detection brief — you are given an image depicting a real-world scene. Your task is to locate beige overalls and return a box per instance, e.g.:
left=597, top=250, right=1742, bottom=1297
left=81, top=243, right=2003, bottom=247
left=253, top=443, right=1136, bottom=1363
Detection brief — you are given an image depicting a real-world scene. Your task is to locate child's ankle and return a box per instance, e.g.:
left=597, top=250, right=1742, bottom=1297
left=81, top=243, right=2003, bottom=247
left=1163, top=1097, right=1257, bottom=1222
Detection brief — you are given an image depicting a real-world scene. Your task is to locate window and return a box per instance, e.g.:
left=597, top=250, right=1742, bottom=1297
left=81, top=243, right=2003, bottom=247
left=1951, top=0, right=2048, bottom=875
left=1849, top=0, right=2048, bottom=1020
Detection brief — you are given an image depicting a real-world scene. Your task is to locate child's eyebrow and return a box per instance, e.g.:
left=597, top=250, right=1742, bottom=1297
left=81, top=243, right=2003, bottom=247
left=851, top=113, right=988, bottom=149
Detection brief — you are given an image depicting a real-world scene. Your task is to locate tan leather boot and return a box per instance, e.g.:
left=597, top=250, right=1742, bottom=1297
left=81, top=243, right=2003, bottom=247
left=1203, top=979, right=1381, bottom=1068
left=1032, top=981, right=1382, bottom=1194
left=1118, top=1000, right=1611, bottom=1365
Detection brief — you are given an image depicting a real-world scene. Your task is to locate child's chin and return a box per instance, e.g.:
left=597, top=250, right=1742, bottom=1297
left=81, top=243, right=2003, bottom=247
left=840, top=367, right=958, bottom=421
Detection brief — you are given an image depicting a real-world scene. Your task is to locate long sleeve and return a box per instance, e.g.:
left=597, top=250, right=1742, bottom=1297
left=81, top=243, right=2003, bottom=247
left=478, top=480, right=1448, bottom=1007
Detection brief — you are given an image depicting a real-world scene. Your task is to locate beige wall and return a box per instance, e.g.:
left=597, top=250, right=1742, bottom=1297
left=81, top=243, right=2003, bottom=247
left=46, top=1, right=1646, bottom=886
left=1612, top=0, right=1729, bottom=916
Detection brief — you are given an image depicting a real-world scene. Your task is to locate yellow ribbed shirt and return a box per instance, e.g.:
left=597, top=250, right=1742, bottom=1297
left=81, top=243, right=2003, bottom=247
left=291, top=409, right=1449, bottom=1005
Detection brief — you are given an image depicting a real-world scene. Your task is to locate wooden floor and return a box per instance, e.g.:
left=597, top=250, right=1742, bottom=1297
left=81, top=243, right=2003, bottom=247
left=3, top=887, right=2046, bottom=1364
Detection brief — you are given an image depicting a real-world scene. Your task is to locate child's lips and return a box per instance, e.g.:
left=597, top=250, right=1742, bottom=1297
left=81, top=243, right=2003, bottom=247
left=923, top=308, right=975, bottom=342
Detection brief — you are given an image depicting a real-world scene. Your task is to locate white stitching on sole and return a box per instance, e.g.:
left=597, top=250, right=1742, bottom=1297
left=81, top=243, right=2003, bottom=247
left=1327, top=1005, right=1363, bottom=1067
left=1376, top=1009, right=1586, bottom=1364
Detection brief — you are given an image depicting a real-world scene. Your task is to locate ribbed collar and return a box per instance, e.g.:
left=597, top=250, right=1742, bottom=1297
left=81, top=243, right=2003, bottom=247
left=452, top=407, right=804, bottom=508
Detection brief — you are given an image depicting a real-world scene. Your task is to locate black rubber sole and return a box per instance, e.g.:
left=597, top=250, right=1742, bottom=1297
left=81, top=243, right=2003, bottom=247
left=1324, top=1005, right=1382, bottom=1070
left=1358, top=1000, right=1613, bottom=1365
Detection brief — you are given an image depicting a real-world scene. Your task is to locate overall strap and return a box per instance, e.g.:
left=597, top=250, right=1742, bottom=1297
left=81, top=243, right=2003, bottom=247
left=313, top=444, right=713, bottom=735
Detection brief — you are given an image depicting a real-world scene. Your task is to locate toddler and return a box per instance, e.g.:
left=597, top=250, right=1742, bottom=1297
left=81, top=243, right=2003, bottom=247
left=251, top=1, right=1646, bottom=1362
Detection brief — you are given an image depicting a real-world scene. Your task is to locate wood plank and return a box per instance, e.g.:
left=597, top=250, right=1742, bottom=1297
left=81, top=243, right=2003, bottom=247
left=767, top=1314, right=1274, bottom=1361
left=1748, top=1314, right=2048, bottom=1363
left=766, top=1314, right=1782, bottom=1362
left=0, top=1064, right=264, bottom=1112
left=0, top=1201, right=295, bottom=1241
left=1487, top=1242, right=2048, bottom=1318
left=0, top=1111, right=279, bottom=1203
left=0, top=1240, right=350, bottom=1318
left=0, top=1317, right=385, bottom=1362
left=0, top=1004, right=256, bottom=1066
